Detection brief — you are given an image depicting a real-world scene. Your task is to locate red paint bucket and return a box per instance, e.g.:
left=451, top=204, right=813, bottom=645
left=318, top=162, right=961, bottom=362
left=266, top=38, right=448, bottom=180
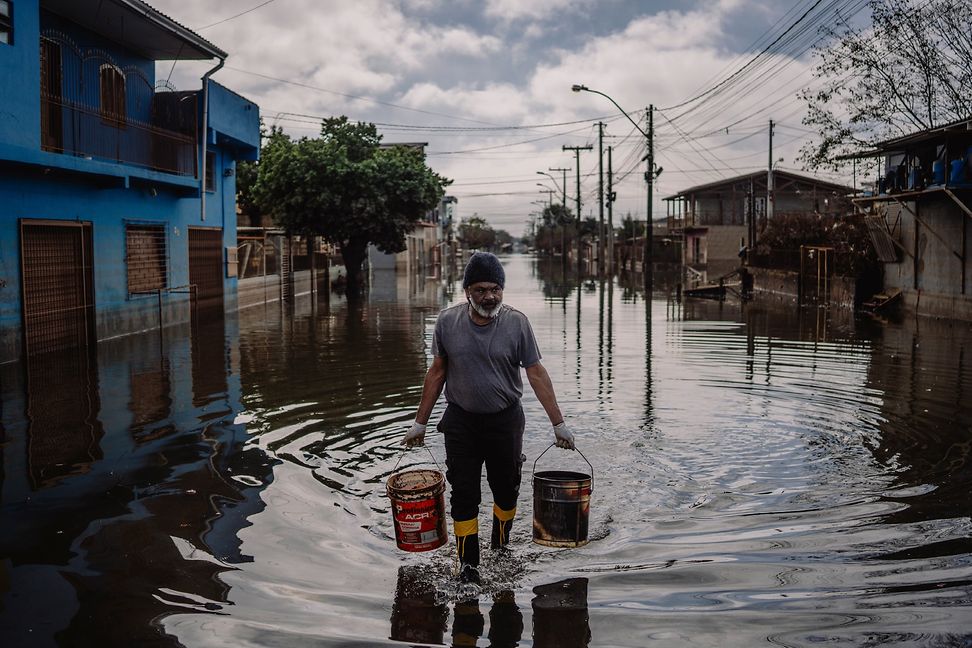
left=387, top=469, right=448, bottom=552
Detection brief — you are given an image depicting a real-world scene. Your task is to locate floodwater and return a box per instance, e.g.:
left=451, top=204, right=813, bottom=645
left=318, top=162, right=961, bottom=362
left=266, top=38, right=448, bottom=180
left=1, top=254, right=971, bottom=647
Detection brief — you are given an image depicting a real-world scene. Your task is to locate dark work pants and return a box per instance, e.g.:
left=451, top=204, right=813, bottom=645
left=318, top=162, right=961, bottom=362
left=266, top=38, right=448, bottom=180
left=438, top=401, right=525, bottom=525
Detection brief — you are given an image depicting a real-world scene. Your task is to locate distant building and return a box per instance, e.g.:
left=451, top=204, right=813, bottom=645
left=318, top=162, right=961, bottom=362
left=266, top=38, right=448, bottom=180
left=848, top=116, right=972, bottom=319
left=664, top=170, right=855, bottom=277
left=0, top=0, right=260, bottom=363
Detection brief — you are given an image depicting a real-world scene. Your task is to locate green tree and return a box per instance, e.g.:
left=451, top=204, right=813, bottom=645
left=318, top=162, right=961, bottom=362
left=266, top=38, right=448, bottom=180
left=249, top=118, right=450, bottom=296
left=533, top=204, right=575, bottom=255
left=458, top=216, right=496, bottom=250
left=236, top=159, right=260, bottom=226
left=493, top=229, right=514, bottom=251
left=800, top=0, right=972, bottom=170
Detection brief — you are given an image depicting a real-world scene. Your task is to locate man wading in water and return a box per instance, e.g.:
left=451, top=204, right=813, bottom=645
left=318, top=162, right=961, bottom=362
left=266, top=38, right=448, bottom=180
left=404, top=252, right=575, bottom=584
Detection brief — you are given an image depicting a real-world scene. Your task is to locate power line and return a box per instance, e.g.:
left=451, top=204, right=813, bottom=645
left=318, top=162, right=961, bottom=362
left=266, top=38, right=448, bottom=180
left=265, top=109, right=617, bottom=132
left=659, top=0, right=828, bottom=113
left=198, top=0, right=282, bottom=31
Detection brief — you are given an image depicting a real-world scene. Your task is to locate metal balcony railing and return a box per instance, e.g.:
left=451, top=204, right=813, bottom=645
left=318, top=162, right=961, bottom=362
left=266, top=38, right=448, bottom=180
left=41, top=93, right=197, bottom=176
left=39, top=31, right=199, bottom=178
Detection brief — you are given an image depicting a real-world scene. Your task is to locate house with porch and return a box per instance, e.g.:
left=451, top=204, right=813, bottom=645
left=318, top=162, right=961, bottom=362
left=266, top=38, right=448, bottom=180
left=663, top=170, right=855, bottom=279
left=0, top=0, right=260, bottom=363
left=848, top=116, right=972, bottom=320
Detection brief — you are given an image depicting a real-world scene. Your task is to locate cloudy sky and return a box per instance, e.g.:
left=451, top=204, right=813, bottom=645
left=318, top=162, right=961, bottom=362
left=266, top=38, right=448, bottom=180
left=150, top=0, right=865, bottom=237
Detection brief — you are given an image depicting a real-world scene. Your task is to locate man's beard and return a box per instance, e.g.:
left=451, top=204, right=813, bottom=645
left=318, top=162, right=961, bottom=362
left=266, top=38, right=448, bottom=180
left=469, top=298, right=502, bottom=319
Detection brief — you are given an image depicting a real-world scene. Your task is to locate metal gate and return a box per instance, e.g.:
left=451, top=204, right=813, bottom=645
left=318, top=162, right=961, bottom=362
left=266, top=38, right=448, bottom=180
left=188, top=227, right=224, bottom=314
left=280, top=235, right=294, bottom=302
left=799, top=245, right=833, bottom=306
left=20, top=220, right=95, bottom=356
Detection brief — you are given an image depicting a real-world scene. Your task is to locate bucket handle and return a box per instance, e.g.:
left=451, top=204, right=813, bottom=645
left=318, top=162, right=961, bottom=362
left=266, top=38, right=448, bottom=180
left=393, top=444, right=443, bottom=473
left=532, top=443, right=594, bottom=493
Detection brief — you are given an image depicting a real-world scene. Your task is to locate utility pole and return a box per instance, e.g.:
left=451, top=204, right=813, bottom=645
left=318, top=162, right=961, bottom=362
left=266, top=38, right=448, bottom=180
left=644, top=105, right=654, bottom=291
left=549, top=167, right=570, bottom=210
left=607, top=145, right=615, bottom=272
left=539, top=188, right=555, bottom=207
left=767, top=119, right=775, bottom=226
left=549, top=166, right=571, bottom=263
left=563, top=144, right=593, bottom=268
left=597, top=121, right=605, bottom=274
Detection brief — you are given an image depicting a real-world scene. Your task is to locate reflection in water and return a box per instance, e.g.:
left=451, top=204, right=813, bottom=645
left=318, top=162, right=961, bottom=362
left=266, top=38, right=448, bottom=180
left=532, top=578, right=590, bottom=648
left=389, top=566, right=448, bottom=645
left=24, top=347, right=102, bottom=488
left=0, top=312, right=275, bottom=647
left=3, top=257, right=972, bottom=646
left=389, top=565, right=530, bottom=648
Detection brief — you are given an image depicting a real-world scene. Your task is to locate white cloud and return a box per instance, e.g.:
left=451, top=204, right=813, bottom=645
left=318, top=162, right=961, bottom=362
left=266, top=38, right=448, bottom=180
left=483, top=0, right=591, bottom=21
left=145, top=0, right=834, bottom=235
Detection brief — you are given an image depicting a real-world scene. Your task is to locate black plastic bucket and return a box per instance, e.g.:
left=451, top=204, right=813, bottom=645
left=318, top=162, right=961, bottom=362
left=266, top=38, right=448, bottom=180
left=532, top=444, right=593, bottom=548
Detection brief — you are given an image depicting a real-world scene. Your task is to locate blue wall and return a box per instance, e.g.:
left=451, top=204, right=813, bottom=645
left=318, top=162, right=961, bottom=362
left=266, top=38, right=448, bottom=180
left=0, top=1, right=259, bottom=363
left=0, top=0, right=41, bottom=152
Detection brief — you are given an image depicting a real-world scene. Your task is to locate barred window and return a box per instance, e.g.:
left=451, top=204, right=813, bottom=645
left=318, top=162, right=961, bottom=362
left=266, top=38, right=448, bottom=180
left=99, top=63, right=125, bottom=126
left=126, top=224, right=167, bottom=295
left=205, top=151, right=216, bottom=192
left=0, top=1, right=13, bottom=45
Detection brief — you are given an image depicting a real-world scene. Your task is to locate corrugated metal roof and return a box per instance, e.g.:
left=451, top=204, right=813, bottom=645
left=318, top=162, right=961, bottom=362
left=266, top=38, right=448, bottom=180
left=663, top=169, right=854, bottom=200
left=838, top=116, right=972, bottom=159
left=41, top=0, right=226, bottom=60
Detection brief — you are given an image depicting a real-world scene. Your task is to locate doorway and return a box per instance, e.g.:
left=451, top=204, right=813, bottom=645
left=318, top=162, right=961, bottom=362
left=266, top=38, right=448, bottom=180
left=20, top=220, right=95, bottom=357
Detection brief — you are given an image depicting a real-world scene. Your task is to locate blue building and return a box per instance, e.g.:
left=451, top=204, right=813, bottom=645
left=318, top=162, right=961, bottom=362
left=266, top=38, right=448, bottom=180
left=0, top=0, right=260, bottom=363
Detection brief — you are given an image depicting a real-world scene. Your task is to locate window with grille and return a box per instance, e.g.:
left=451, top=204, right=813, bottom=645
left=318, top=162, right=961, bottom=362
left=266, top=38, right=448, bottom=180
left=126, top=224, right=167, bottom=295
left=0, top=1, right=13, bottom=45
left=205, top=151, right=216, bottom=192
left=99, top=63, right=126, bottom=126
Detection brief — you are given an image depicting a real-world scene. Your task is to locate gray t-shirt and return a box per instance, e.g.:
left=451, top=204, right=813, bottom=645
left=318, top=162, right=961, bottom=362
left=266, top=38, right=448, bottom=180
left=431, top=303, right=542, bottom=414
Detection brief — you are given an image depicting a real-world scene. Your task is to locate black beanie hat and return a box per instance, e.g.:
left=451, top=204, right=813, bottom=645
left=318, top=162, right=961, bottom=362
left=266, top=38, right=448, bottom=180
left=462, top=251, right=505, bottom=288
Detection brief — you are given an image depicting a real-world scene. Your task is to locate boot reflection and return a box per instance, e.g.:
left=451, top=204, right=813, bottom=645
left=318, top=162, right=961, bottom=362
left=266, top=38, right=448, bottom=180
left=451, top=598, right=484, bottom=647
left=531, top=578, right=591, bottom=648
left=389, top=566, right=448, bottom=645
left=487, top=590, right=523, bottom=648
left=452, top=590, right=523, bottom=648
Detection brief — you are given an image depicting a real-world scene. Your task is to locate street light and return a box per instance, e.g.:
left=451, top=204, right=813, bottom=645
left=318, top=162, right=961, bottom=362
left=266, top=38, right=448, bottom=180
left=536, top=170, right=559, bottom=189
left=572, top=84, right=660, bottom=290
left=538, top=171, right=568, bottom=258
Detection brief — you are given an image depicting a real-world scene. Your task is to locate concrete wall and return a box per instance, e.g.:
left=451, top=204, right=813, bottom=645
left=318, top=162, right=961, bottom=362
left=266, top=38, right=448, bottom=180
left=883, top=194, right=972, bottom=320
left=237, top=266, right=344, bottom=310
left=751, top=267, right=856, bottom=309
left=706, top=225, right=747, bottom=269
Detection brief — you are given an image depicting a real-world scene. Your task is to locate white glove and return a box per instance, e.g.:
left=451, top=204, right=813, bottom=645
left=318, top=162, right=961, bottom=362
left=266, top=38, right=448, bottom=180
left=553, top=422, right=575, bottom=450
left=403, top=421, right=427, bottom=447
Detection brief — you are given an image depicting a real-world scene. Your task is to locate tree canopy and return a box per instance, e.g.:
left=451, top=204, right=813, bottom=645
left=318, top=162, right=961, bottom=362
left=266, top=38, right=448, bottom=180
left=246, top=117, right=450, bottom=294
left=458, top=216, right=496, bottom=250
left=531, top=203, right=576, bottom=254
left=800, top=0, right=972, bottom=170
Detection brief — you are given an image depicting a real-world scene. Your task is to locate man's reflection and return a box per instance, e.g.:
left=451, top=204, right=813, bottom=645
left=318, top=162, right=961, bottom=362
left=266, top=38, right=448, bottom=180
left=389, top=566, right=525, bottom=647
left=389, top=570, right=590, bottom=647
left=450, top=590, right=524, bottom=648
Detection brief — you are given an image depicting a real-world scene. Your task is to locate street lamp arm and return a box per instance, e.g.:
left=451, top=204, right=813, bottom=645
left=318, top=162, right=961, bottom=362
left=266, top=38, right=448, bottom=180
left=572, top=84, right=646, bottom=137
left=536, top=171, right=561, bottom=193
